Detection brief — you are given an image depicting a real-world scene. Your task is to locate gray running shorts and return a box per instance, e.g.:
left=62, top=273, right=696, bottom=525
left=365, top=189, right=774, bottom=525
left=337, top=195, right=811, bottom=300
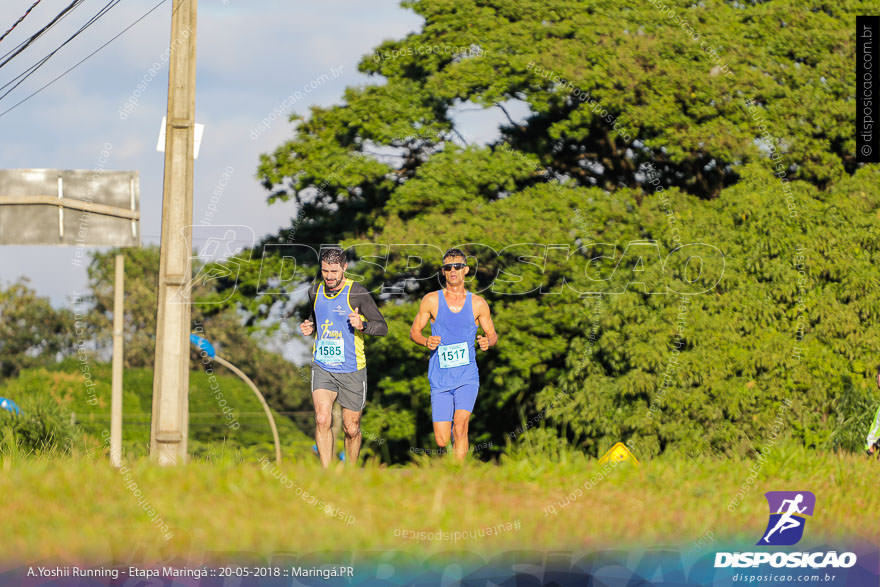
left=311, top=362, right=368, bottom=412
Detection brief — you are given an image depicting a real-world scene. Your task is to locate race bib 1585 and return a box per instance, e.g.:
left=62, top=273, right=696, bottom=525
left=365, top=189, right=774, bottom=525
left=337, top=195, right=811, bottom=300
left=316, top=338, right=345, bottom=363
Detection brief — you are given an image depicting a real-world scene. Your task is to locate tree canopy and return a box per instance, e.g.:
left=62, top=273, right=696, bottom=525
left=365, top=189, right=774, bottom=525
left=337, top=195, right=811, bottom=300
left=206, top=0, right=875, bottom=460
left=0, top=281, right=73, bottom=380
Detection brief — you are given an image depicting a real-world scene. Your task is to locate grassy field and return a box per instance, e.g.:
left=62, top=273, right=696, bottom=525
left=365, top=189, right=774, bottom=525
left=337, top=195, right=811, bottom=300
left=2, top=363, right=878, bottom=567
left=1, top=444, right=878, bottom=565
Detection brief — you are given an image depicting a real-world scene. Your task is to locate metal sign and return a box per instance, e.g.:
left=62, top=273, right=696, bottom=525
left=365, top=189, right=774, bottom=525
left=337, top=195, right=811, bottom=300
left=0, top=169, right=140, bottom=246
left=598, top=442, right=640, bottom=466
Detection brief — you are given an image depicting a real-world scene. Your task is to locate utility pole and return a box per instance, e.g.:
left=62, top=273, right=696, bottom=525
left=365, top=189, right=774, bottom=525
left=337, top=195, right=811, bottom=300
left=110, top=253, right=124, bottom=467
left=150, top=0, right=198, bottom=465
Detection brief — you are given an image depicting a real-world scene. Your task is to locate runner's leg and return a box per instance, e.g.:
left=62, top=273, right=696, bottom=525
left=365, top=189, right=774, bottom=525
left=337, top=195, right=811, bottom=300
left=779, top=518, right=800, bottom=533
left=452, top=409, right=471, bottom=461
left=313, top=388, right=337, bottom=469
left=433, top=421, right=452, bottom=449
left=432, top=389, right=454, bottom=452
left=342, top=408, right=362, bottom=465
left=764, top=518, right=787, bottom=542
left=450, top=384, right=478, bottom=461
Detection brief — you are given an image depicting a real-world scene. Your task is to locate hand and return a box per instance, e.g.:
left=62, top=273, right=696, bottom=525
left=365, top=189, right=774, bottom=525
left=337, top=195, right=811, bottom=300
left=426, top=335, right=441, bottom=350
left=348, top=306, right=364, bottom=331
left=476, top=335, right=489, bottom=351
left=868, top=444, right=876, bottom=457
left=300, top=319, right=314, bottom=336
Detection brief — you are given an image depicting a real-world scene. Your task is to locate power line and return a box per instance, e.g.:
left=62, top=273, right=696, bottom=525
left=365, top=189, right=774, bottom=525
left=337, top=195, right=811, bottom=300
left=0, top=0, right=86, bottom=70
left=0, top=0, right=169, bottom=120
left=0, top=0, right=44, bottom=45
left=0, top=0, right=125, bottom=101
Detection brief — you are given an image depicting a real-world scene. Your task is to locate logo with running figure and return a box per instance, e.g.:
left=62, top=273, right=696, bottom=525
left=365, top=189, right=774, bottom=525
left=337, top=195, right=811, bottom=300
left=758, top=491, right=815, bottom=546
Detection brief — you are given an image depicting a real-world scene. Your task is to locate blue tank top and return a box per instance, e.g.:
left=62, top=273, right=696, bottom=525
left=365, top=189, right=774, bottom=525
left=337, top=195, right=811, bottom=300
left=428, top=290, right=479, bottom=390
left=312, top=279, right=366, bottom=373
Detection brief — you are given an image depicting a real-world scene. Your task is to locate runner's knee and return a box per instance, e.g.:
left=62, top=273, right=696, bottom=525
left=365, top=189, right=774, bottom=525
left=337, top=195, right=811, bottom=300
left=343, top=422, right=360, bottom=438
left=315, top=411, right=332, bottom=431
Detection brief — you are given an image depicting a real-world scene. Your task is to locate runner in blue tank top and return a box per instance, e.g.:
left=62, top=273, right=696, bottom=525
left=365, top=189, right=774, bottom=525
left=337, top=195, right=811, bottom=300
left=299, top=248, right=387, bottom=468
left=410, top=248, right=498, bottom=461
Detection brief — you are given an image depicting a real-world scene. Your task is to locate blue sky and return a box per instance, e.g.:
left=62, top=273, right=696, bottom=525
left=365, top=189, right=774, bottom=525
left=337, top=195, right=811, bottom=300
left=0, top=0, right=427, bottom=306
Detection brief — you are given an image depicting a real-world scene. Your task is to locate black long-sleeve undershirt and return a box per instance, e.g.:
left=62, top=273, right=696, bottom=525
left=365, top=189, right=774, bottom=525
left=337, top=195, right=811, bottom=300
left=306, top=281, right=388, bottom=336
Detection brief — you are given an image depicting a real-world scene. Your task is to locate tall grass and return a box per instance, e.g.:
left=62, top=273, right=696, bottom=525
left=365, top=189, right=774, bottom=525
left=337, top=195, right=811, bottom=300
left=1, top=447, right=878, bottom=564
left=0, top=393, right=77, bottom=458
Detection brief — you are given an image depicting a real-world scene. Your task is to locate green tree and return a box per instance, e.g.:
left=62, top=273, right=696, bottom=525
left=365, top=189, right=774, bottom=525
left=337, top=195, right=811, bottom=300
left=0, top=281, right=73, bottom=380
left=208, top=0, right=876, bottom=460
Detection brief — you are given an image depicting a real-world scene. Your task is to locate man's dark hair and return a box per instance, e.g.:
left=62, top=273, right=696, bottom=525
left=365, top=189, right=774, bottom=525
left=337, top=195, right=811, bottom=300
left=442, top=248, right=467, bottom=263
left=320, top=247, right=347, bottom=266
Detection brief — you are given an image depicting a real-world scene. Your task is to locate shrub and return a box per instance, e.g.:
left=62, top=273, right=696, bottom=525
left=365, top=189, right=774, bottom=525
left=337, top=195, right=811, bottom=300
left=0, top=393, right=77, bottom=456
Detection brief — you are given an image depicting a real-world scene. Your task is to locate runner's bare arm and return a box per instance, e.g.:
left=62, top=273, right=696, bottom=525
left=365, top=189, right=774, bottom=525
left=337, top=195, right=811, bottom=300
left=474, top=295, right=498, bottom=350
left=410, top=293, right=440, bottom=349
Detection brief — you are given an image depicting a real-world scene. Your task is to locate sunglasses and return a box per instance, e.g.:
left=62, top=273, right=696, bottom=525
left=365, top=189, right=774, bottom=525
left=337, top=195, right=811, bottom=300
left=441, top=262, right=467, bottom=271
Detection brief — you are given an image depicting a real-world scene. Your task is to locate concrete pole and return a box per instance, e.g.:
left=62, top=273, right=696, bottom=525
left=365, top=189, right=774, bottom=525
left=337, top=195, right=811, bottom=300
left=110, top=253, right=124, bottom=467
left=150, top=0, right=197, bottom=465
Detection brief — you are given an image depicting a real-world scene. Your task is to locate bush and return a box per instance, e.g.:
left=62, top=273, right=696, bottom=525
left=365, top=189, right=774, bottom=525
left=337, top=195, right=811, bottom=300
left=830, top=375, right=880, bottom=453
left=0, top=393, right=77, bottom=456
left=502, top=427, right=587, bottom=466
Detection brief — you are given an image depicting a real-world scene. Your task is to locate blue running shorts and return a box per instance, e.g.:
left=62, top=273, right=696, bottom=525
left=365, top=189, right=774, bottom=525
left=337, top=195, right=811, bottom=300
left=430, top=383, right=479, bottom=422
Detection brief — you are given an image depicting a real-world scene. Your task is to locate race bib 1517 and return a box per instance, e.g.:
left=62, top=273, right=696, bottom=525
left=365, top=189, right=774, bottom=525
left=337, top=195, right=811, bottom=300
left=438, top=342, right=469, bottom=368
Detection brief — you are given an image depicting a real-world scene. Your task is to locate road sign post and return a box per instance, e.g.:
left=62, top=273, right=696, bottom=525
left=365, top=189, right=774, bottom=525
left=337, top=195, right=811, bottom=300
left=1, top=168, right=140, bottom=467
left=110, top=254, right=125, bottom=467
